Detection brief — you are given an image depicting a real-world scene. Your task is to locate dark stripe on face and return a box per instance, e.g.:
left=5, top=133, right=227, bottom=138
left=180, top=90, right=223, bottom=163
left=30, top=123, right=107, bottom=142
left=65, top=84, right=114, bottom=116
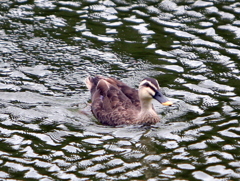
left=142, top=78, right=160, bottom=90
left=142, top=82, right=157, bottom=93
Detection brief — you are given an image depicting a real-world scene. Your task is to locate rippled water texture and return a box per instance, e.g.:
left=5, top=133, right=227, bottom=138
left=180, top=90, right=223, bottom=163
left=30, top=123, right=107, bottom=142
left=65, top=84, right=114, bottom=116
left=0, top=0, right=240, bottom=180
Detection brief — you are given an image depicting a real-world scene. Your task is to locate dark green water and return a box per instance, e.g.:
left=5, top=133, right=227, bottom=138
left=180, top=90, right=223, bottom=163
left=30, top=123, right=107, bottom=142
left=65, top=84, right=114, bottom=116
left=0, top=0, right=240, bottom=180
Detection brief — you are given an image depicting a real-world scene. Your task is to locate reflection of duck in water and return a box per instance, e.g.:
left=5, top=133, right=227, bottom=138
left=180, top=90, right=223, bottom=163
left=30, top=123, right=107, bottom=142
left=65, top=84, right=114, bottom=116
left=85, top=76, right=173, bottom=126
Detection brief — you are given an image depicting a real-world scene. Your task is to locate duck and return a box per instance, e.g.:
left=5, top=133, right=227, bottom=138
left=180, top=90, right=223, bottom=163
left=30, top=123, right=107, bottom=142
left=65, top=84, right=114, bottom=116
left=85, top=75, right=173, bottom=126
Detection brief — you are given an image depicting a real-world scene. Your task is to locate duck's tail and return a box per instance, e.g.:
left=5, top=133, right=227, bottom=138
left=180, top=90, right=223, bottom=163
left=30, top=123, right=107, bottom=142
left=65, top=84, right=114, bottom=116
left=85, top=75, right=105, bottom=90
left=85, top=76, right=93, bottom=90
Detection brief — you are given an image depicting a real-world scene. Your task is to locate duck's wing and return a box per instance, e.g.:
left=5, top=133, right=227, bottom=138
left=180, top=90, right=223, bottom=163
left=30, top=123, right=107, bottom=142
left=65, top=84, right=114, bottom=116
left=87, top=76, right=137, bottom=126
left=104, top=77, right=141, bottom=109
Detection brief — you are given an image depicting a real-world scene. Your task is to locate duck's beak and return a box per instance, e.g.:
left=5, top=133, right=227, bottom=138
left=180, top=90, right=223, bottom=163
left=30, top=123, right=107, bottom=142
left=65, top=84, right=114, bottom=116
left=153, top=90, right=173, bottom=106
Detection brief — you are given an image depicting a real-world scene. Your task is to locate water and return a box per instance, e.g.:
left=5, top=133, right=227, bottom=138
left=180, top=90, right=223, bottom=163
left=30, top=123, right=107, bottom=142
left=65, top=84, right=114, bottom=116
left=0, top=0, right=240, bottom=180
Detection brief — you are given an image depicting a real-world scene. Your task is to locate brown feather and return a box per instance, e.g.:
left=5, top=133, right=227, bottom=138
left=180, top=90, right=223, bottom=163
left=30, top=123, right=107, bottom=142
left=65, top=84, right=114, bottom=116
left=88, top=76, right=138, bottom=126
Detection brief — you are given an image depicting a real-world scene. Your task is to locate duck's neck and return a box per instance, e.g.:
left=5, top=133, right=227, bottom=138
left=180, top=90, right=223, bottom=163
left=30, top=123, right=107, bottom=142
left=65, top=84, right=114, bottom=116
left=140, top=98, right=154, bottom=111
left=137, top=99, right=160, bottom=124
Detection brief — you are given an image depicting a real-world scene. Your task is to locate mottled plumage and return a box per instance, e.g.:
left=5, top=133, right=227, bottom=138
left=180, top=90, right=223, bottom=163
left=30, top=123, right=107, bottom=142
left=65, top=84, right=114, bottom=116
left=85, top=76, right=172, bottom=126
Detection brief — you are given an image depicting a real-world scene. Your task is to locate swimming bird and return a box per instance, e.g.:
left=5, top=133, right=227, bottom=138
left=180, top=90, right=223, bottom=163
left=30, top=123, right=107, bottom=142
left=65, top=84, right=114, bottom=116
left=85, top=76, right=173, bottom=126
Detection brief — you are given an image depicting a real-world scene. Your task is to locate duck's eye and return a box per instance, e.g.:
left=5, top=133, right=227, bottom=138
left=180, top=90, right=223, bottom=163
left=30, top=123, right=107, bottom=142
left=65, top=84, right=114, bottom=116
left=144, top=83, right=150, bottom=87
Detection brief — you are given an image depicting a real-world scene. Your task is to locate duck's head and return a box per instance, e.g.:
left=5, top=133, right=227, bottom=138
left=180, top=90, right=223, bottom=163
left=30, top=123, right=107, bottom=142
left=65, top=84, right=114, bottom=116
left=139, top=78, right=173, bottom=106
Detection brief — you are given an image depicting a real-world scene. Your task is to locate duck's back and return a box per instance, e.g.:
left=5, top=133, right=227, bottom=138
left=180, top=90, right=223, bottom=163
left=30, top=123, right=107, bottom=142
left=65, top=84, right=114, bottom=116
left=86, top=76, right=140, bottom=126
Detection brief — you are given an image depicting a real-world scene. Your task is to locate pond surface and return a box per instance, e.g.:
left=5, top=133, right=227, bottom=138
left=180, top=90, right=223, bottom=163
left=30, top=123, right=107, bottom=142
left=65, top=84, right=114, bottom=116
left=0, top=0, right=240, bottom=180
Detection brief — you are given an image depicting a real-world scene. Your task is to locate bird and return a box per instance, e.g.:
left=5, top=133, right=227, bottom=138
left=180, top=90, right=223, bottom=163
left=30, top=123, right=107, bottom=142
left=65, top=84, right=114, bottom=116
left=85, top=75, right=173, bottom=126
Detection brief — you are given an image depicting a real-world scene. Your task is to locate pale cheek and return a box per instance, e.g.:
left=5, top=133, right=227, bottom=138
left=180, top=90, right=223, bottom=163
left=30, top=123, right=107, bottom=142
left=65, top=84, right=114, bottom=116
left=146, top=89, right=155, bottom=97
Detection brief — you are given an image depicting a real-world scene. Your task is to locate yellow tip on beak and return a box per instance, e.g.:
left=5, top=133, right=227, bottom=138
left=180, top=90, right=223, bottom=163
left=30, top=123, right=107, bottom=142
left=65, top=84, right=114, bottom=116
left=162, top=101, right=173, bottom=106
